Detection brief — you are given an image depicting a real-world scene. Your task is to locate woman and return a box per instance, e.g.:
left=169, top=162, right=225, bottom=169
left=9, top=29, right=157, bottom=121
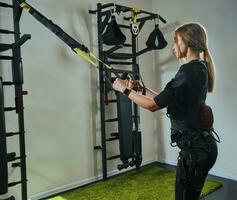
left=112, top=22, right=218, bottom=200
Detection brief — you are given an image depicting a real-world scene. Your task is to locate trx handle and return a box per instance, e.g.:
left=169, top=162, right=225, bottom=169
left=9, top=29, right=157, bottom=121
left=17, top=1, right=111, bottom=69
left=103, top=69, right=146, bottom=95
left=120, top=72, right=129, bottom=80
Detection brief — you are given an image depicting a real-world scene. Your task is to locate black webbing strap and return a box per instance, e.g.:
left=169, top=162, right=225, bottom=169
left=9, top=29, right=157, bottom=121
left=28, top=7, right=86, bottom=51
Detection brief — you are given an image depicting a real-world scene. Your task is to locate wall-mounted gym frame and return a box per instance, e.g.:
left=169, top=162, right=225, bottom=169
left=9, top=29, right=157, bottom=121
left=0, top=1, right=167, bottom=199
left=89, top=3, right=167, bottom=180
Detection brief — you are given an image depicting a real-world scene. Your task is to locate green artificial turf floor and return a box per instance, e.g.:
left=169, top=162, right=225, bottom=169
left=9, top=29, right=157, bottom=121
left=50, top=165, right=222, bottom=200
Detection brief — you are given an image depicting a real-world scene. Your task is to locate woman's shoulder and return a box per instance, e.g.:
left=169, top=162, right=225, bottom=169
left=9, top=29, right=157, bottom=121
left=181, top=60, right=207, bottom=72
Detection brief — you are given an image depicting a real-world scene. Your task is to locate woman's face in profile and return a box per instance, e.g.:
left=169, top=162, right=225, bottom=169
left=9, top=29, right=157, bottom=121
left=172, top=32, right=188, bottom=59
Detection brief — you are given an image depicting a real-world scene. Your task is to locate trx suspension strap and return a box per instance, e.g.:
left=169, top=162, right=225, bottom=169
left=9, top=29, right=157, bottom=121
left=16, top=0, right=111, bottom=69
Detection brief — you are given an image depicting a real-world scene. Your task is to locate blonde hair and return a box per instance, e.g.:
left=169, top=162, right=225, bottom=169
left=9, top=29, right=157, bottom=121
left=175, top=22, right=216, bottom=92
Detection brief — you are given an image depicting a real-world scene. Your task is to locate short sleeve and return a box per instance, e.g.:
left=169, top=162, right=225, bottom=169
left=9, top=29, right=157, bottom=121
left=153, top=79, right=174, bottom=108
left=171, top=71, right=188, bottom=88
left=153, top=67, right=189, bottom=108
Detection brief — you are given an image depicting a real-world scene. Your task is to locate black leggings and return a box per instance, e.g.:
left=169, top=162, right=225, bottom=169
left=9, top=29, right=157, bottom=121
left=175, top=134, right=218, bottom=200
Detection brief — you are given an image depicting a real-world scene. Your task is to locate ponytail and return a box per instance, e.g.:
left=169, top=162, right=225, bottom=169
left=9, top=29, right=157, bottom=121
left=175, top=22, right=216, bottom=92
left=204, top=50, right=216, bottom=92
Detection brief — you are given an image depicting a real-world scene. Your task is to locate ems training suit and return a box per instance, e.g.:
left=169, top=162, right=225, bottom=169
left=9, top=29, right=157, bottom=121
left=154, top=59, right=218, bottom=200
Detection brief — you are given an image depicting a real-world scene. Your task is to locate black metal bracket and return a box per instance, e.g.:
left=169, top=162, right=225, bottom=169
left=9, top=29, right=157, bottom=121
left=0, top=2, right=13, bottom=8
left=0, top=34, right=31, bottom=52
left=12, top=34, right=31, bottom=49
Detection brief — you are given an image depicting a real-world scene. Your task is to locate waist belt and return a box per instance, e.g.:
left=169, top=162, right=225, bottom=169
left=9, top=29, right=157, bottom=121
left=170, top=128, right=217, bottom=150
left=170, top=119, right=220, bottom=143
left=170, top=119, right=191, bottom=131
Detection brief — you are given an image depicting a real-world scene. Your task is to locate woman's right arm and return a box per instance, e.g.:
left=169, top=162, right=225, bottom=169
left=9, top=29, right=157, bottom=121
left=144, top=88, right=158, bottom=98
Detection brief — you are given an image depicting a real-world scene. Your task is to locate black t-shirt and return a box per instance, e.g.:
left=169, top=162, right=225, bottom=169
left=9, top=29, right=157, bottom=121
left=154, top=59, right=208, bottom=125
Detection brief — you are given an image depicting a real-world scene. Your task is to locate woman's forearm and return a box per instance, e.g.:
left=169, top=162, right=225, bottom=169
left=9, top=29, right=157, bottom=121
left=112, top=78, right=160, bottom=111
left=144, top=88, right=158, bottom=98
left=127, top=89, right=160, bottom=112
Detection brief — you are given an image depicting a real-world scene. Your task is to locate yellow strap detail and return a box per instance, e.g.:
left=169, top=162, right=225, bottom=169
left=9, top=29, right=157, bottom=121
left=132, top=8, right=140, bottom=13
left=20, top=2, right=31, bottom=11
left=74, top=48, right=98, bottom=68
left=89, top=52, right=112, bottom=69
left=131, top=8, right=140, bottom=23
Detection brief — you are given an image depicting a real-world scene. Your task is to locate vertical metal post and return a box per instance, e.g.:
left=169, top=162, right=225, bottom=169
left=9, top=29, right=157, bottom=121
left=0, top=77, right=8, bottom=195
left=12, top=1, right=27, bottom=199
left=131, top=34, right=141, bottom=169
left=97, top=3, right=107, bottom=180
